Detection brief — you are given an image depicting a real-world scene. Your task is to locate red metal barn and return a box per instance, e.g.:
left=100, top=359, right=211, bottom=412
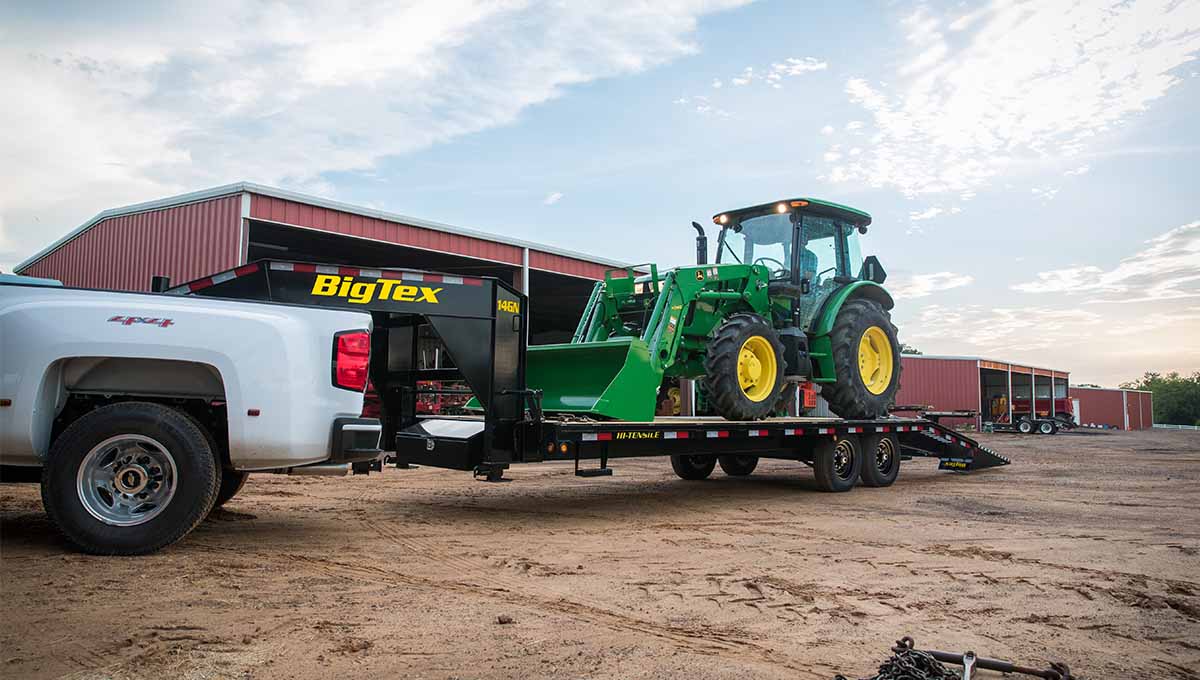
left=895, top=355, right=1071, bottom=430
left=15, top=182, right=634, bottom=343
left=1072, top=386, right=1154, bottom=430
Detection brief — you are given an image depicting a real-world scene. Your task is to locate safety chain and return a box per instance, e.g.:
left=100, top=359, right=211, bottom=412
left=835, top=639, right=961, bottom=680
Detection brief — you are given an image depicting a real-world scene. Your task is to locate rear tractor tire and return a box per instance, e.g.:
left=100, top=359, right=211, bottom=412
left=670, top=455, right=717, bottom=480
left=703, top=314, right=787, bottom=421
left=821, top=299, right=901, bottom=420
left=718, top=455, right=759, bottom=477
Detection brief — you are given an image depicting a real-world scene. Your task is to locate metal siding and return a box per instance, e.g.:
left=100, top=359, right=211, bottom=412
left=1141, top=392, right=1154, bottom=428
left=21, top=196, right=241, bottom=291
left=893, top=357, right=980, bottom=428
left=1074, top=388, right=1128, bottom=429
left=246, top=194, right=617, bottom=278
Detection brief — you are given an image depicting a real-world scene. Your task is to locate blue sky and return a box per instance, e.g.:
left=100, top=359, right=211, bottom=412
left=1, top=0, right=1198, bottom=386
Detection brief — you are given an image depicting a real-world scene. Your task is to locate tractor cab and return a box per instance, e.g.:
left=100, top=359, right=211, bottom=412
left=711, top=198, right=877, bottom=329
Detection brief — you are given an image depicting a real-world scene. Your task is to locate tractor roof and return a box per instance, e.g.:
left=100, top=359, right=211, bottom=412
left=713, top=198, right=872, bottom=227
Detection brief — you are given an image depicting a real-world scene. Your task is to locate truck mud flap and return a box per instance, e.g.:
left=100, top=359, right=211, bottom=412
left=897, top=422, right=1010, bottom=472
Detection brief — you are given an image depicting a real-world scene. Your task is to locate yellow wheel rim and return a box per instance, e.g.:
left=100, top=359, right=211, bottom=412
left=858, top=326, right=894, bottom=395
left=737, top=336, right=777, bottom=402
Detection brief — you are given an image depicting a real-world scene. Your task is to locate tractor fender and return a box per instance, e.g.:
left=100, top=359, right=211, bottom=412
left=810, top=281, right=894, bottom=337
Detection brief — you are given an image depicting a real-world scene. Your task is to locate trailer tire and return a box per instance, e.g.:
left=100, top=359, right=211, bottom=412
left=670, top=455, right=717, bottom=480
left=718, top=455, right=759, bottom=476
left=858, top=434, right=900, bottom=487
left=213, top=469, right=249, bottom=508
left=703, top=313, right=786, bottom=421
left=1037, top=420, right=1057, bottom=435
left=821, top=299, right=901, bottom=420
left=41, top=402, right=220, bottom=555
left=1017, top=418, right=1034, bottom=434
left=813, top=435, right=861, bottom=492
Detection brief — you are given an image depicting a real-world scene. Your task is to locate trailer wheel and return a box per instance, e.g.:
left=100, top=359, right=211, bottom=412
left=670, top=455, right=717, bottom=480
left=41, top=402, right=220, bottom=555
left=821, top=299, right=901, bottom=419
left=718, top=455, right=759, bottom=477
left=1037, top=420, right=1057, bottom=435
left=813, top=436, right=861, bottom=492
left=703, top=314, right=786, bottom=421
left=858, top=434, right=900, bottom=487
left=1017, top=418, right=1034, bottom=434
left=213, top=469, right=249, bottom=508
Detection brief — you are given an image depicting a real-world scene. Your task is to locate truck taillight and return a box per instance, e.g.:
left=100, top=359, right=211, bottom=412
left=333, top=330, right=370, bottom=392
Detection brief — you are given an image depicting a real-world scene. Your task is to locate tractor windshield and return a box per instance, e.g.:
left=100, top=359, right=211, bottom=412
left=717, top=213, right=792, bottom=278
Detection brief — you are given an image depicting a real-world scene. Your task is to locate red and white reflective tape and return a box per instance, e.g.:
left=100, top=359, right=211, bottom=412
left=663, top=431, right=690, bottom=439
left=581, top=432, right=613, bottom=442
left=784, top=428, right=805, bottom=436
left=818, top=427, right=834, bottom=435
left=706, top=430, right=730, bottom=439
left=876, top=426, right=891, bottom=433
left=269, top=261, right=484, bottom=285
left=747, top=429, right=770, bottom=437
left=847, top=426, right=863, bottom=434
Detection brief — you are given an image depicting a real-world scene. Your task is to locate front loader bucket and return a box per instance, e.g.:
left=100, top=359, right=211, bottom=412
left=527, top=337, right=663, bottom=422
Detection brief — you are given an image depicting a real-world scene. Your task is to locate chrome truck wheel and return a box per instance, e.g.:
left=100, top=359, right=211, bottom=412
left=76, top=435, right=178, bottom=526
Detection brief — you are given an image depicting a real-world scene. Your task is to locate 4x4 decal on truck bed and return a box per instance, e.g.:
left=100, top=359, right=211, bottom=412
left=107, top=315, right=174, bottom=328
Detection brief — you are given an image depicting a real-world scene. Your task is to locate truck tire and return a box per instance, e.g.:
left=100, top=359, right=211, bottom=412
left=812, top=435, right=862, bottom=492
left=703, top=313, right=786, bottom=421
left=718, top=455, right=759, bottom=476
left=670, top=454, right=716, bottom=480
left=41, top=402, right=220, bottom=555
left=858, top=433, right=900, bottom=487
left=1037, top=420, right=1057, bottom=435
left=1017, top=418, right=1034, bottom=434
left=821, top=299, right=901, bottom=420
left=214, top=469, right=249, bottom=508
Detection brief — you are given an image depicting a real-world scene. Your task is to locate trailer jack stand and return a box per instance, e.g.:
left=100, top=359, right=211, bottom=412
left=473, top=463, right=509, bottom=482
left=574, top=452, right=613, bottom=478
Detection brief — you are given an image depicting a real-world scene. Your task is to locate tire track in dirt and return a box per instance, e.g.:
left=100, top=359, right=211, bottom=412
left=190, top=537, right=834, bottom=678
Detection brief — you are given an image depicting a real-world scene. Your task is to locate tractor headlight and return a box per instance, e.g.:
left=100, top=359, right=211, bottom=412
left=776, top=203, right=788, bottom=214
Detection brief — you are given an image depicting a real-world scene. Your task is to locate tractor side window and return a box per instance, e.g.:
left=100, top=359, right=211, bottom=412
left=842, top=224, right=863, bottom=278
left=800, top=216, right=840, bottom=288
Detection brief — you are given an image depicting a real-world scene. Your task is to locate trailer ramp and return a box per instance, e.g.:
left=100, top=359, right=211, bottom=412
left=898, top=421, right=1010, bottom=471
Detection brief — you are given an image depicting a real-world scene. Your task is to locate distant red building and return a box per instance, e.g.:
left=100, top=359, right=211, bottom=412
left=1071, top=386, right=1154, bottom=430
left=895, top=355, right=1071, bottom=430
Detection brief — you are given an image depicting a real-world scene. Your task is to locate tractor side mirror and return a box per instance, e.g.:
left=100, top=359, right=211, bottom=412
left=859, top=255, right=886, bottom=284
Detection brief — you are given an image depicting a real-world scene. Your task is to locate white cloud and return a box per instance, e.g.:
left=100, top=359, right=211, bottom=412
left=542, top=192, right=564, bottom=206
left=907, top=304, right=1104, bottom=351
left=909, top=206, right=944, bottom=221
left=0, top=0, right=751, bottom=270
left=1065, top=164, right=1091, bottom=176
left=824, top=0, right=1200, bottom=197
left=891, top=272, right=974, bottom=299
left=1106, top=306, right=1200, bottom=336
left=845, top=120, right=864, bottom=131
left=820, top=125, right=835, bottom=135
left=1031, top=186, right=1059, bottom=202
left=725, top=57, right=827, bottom=89
left=1011, top=220, right=1200, bottom=303
left=711, top=78, right=723, bottom=89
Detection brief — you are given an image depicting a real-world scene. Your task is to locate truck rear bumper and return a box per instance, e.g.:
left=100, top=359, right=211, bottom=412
left=330, top=417, right=383, bottom=464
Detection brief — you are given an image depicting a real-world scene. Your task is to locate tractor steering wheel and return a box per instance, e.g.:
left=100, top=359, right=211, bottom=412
left=753, top=257, right=790, bottom=280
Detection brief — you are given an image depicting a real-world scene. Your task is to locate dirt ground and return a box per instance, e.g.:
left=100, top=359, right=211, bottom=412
left=2, top=428, right=1198, bottom=680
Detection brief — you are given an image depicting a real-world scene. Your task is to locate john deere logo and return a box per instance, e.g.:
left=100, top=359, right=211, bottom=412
left=311, top=274, right=442, bottom=305
left=695, top=270, right=705, bottom=281
left=498, top=299, right=520, bottom=314
left=614, top=431, right=661, bottom=440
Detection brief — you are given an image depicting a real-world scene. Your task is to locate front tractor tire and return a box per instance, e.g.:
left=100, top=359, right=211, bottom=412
left=703, top=314, right=787, bottom=421
left=821, top=299, right=902, bottom=420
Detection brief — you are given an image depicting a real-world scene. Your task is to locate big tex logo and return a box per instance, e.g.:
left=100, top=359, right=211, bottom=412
left=311, top=274, right=443, bottom=305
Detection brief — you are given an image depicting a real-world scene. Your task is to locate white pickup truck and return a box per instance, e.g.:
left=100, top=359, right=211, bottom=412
left=0, top=278, right=382, bottom=555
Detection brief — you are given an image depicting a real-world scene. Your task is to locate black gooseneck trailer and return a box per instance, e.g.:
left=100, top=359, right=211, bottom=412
left=172, top=259, right=1009, bottom=489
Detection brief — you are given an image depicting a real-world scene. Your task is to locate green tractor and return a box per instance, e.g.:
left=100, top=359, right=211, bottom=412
left=527, top=198, right=901, bottom=422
